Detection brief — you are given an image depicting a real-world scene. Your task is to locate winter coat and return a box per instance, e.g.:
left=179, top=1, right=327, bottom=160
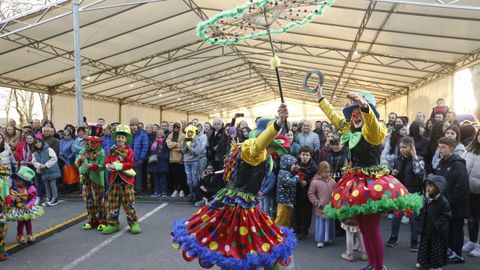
left=393, top=155, right=425, bottom=193
left=15, top=141, right=33, bottom=167
left=71, top=137, right=84, bottom=158
left=198, top=174, right=225, bottom=195
left=276, top=155, right=300, bottom=205
left=289, top=142, right=300, bottom=157
left=308, top=176, right=336, bottom=218
left=465, top=151, right=480, bottom=194
left=207, top=129, right=225, bottom=162
left=104, top=145, right=135, bottom=185
left=197, top=133, right=208, bottom=158
left=434, top=154, right=470, bottom=218
left=4, top=133, right=20, bottom=150
left=325, top=148, right=348, bottom=182
left=101, top=135, right=115, bottom=157
left=416, top=175, right=452, bottom=240
left=380, top=140, right=398, bottom=170
left=260, top=172, right=276, bottom=197
left=295, top=131, right=321, bottom=152
left=166, top=131, right=185, bottom=164
left=32, top=143, right=61, bottom=181
left=0, top=144, right=17, bottom=171
left=181, top=136, right=201, bottom=163
left=59, top=138, right=75, bottom=164
left=147, top=139, right=169, bottom=174
left=430, top=106, right=449, bottom=120
left=214, top=134, right=230, bottom=163
left=131, top=129, right=149, bottom=164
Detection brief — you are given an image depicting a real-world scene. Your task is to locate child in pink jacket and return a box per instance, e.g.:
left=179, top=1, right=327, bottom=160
left=308, top=161, right=336, bottom=248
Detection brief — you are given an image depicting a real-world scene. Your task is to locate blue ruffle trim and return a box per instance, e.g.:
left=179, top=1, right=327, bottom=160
left=172, top=219, right=297, bottom=270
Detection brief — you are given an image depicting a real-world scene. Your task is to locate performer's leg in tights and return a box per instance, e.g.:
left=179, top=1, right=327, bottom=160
left=356, top=214, right=384, bottom=270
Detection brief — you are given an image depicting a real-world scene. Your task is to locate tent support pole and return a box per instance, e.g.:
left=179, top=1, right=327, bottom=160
left=73, top=0, right=83, bottom=127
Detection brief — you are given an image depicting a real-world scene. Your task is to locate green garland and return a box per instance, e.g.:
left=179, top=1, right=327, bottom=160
left=324, top=193, right=424, bottom=220
left=197, top=0, right=335, bottom=46
left=343, top=165, right=391, bottom=178
left=212, top=188, right=257, bottom=202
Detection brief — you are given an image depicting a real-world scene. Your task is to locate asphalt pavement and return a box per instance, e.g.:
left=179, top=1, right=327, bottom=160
left=1, top=200, right=479, bottom=270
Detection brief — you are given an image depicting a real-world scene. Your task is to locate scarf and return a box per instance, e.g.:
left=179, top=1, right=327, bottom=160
left=151, top=136, right=164, bottom=152
left=22, top=143, right=32, bottom=165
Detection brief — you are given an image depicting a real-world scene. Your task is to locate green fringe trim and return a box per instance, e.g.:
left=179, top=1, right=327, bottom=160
left=343, top=165, right=390, bottom=178
left=212, top=188, right=257, bottom=202
left=324, top=193, right=423, bottom=220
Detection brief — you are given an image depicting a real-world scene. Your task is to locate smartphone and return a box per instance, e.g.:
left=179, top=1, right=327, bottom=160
left=235, top=113, right=245, bottom=118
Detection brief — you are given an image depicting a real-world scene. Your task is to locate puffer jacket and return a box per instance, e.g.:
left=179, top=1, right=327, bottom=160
left=32, top=143, right=61, bottom=181
left=434, top=154, right=470, bottom=218
left=131, top=129, right=149, bottom=164
left=465, top=151, right=480, bottom=194
left=276, top=155, right=300, bottom=205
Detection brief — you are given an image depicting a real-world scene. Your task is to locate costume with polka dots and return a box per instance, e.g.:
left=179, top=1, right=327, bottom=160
left=171, top=121, right=296, bottom=270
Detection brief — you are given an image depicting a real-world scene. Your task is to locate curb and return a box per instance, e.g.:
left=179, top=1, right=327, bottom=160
left=5, top=212, right=87, bottom=255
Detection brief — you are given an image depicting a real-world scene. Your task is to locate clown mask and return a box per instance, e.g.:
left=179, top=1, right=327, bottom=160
left=351, top=109, right=363, bottom=129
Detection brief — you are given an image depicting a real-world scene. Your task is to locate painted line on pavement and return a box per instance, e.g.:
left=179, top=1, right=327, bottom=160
left=62, top=202, right=169, bottom=270
left=6, top=212, right=87, bottom=253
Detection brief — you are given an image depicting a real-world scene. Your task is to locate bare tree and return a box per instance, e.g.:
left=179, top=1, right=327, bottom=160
left=4, top=88, right=14, bottom=122
left=12, top=89, right=36, bottom=127
left=38, top=92, right=51, bottom=123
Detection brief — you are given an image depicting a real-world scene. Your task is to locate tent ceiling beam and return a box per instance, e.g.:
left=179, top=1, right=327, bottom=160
left=374, top=0, right=480, bottom=11
left=182, top=0, right=278, bottom=97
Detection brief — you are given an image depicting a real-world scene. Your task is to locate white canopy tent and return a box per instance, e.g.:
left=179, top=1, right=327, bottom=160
left=0, top=0, right=479, bottom=126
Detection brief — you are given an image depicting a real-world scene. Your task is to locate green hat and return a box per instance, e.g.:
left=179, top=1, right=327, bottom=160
left=112, top=124, right=133, bottom=144
left=13, top=166, right=35, bottom=183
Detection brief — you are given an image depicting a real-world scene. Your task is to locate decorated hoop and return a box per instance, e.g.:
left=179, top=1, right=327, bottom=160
left=197, top=0, right=335, bottom=46
left=303, top=69, right=324, bottom=94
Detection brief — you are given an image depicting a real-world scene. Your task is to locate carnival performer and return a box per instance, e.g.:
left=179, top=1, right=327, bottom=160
left=102, top=124, right=141, bottom=235
left=75, top=125, right=107, bottom=231
left=0, top=164, right=11, bottom=261
left=6, top=166, right=43, bottom=244
left=317, top=88, right=423, bottom=270
left=172, top=104, right=296, bottom=270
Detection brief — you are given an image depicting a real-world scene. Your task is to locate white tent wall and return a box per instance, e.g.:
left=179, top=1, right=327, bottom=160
left=52, top=95, right=119, bottom=128
left=121, top=104, right=160, bottom=126
left=52, top=95, right=209, bottom=128
left=383, top=76, right=454, bottom=124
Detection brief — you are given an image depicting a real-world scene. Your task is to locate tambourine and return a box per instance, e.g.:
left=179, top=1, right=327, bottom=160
left=303, top=69, right=324, bottom=94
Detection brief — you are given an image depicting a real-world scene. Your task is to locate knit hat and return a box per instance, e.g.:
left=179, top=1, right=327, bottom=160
left=227, top=127, right=237, bottom=136
left=129, top=117, right=139, bottom=126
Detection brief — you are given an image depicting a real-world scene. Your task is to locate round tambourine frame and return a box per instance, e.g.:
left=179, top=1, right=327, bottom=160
left=303, top=69, right=324, bottom=94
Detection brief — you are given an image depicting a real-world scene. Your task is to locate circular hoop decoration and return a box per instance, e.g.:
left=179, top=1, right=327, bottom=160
left=303, top=69, right=324, bottom=94
left=197, top=0, right=335, bottom=46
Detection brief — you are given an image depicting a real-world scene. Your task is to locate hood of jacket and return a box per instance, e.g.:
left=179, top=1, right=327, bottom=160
left=280, top=154, right=297, bottom=170
left=425, top=174, right=447, bottom=194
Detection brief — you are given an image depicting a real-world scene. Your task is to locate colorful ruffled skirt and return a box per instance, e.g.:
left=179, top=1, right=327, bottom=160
left=6, top=205, right=44, bottom=221
left=324, top=166, right=423, bottom=220
left=171, top=188, right=296, bottom=270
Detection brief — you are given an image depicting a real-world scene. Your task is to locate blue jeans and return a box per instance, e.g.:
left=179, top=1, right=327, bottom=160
left=184, top=162, right=199, bottom=194
left=260, top=196, right=275, bottom=218
left=390, top=212, right=418, bottom=241
left=152, top=172, right=168, bottom=195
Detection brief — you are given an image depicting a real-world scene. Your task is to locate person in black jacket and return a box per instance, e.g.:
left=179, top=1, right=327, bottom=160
left=193, top=164, right=225, bottom=207
left=409, top=121, right=429, bottom=158
left=434, top=137, right=470, bottom=263
left=416, top=174, right=452, bottom=270
left=207, top=118, right=225, bottom=170
left=386, top=137, right=425, bottom=251
left=293, top=145, right=317, bottom=240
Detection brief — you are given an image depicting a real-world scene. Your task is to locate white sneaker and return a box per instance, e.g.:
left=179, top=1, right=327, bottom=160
left=171, top=190, right=179, bottom=198
left=316, top=242, right=324, bottom=248
left=469, top=245, right=480, bottom=257
left=463, top=241, right=476, bottom=253
left=387, top=213, right=394, bottom=220
left=41, top=199, right=50, bottom=207
left=179, top=190, right=185, bottom=198
left=401, top=216, right=409, bottom=224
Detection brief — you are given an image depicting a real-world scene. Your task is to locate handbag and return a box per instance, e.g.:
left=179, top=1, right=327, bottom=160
left=63, top=165, right=80, bottom=185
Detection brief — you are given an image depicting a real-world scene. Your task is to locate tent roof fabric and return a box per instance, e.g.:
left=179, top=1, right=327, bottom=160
left=0, top=0, right=479, bottom=116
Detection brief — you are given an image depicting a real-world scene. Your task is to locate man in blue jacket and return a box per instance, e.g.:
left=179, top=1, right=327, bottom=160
left=130, top=118, right=149, bottom=194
